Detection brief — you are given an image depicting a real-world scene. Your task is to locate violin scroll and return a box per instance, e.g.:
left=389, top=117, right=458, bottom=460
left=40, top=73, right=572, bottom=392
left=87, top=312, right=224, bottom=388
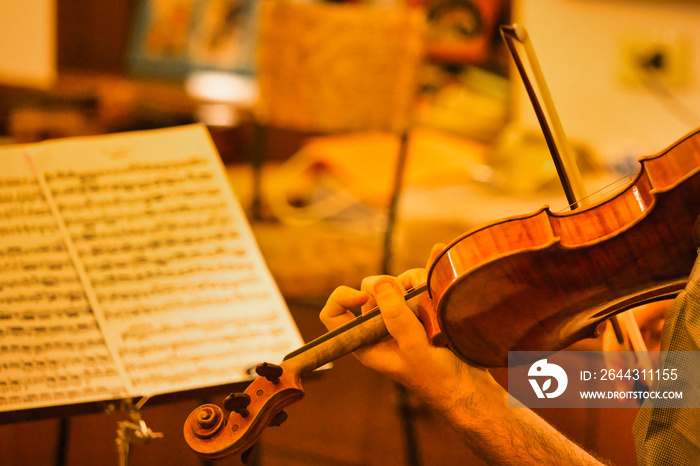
left=184, top=361, right=304, bottom=460
left=185, top=296, right=405, bottom=460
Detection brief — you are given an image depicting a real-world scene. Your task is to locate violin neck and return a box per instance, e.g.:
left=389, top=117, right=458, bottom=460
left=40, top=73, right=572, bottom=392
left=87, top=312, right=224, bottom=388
left=284, top=309, right=388, bottom=375
left=283, top=283, right=429, bottom=376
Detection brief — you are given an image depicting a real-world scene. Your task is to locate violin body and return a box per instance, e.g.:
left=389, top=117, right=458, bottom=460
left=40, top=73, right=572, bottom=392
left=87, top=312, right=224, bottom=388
left=429, top=127, right=700, bottom=367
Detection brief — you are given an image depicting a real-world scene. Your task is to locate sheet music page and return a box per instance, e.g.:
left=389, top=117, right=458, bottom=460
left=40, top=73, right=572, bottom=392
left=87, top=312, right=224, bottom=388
left=0, top=125, right=303, bottom=411
left=0, top=145, right=129, bottom=411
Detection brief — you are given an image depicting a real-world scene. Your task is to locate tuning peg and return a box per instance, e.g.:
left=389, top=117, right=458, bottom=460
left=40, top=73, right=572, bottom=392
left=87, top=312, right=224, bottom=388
left=269, top=410, right=288, bottom=427
left=255, top=362, right=283, bottom=384
left=222, top=392, right=251, bottom=418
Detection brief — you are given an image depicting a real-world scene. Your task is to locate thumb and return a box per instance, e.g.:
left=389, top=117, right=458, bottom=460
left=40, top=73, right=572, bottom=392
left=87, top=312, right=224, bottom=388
left=373, top=277, right=428, bottom=352
left=426, top=242, right=445, bottom=270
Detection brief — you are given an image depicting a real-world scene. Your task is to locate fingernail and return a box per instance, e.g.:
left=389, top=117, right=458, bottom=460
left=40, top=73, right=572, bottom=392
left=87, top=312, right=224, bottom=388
left=373, top=278, right=398, bottom=296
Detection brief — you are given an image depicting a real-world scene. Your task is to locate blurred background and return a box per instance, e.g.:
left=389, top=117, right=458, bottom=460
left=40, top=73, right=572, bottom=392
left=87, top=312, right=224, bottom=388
left=1, top=0, right=699, bottom=465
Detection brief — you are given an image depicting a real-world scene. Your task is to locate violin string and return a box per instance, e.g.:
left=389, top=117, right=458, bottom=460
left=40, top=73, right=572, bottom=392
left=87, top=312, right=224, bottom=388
left=556, top=173, right=636, bottom=213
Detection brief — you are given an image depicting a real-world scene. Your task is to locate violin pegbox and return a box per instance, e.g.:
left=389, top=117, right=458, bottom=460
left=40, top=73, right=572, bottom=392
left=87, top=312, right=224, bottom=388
left=184, top=361, right=304, bottom=460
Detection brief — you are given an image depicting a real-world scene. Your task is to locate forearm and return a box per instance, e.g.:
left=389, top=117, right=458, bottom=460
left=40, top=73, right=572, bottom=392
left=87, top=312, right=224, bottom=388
left=432, top=381, right=608, bottom=466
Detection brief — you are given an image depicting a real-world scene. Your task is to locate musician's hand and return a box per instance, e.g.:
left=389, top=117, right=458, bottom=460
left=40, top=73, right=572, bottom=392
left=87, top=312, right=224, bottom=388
left=319, top=246, right=501, bottom=411
left=603, top=301, right=669, bottom=353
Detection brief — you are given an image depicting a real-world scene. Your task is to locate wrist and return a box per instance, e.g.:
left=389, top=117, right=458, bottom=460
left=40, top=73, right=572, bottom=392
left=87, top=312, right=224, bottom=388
left=429, top=368, right=509, bottom=429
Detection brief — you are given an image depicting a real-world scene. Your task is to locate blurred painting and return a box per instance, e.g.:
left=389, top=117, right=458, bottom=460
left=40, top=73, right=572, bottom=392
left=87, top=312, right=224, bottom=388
left=422, top=0, right=504, bottom=64
left=129, top=0, right=259, bottom=80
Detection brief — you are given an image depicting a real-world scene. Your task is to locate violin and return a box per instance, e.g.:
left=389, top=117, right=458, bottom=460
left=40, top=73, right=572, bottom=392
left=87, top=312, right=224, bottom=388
left=184, top=127, right=700, bottom=460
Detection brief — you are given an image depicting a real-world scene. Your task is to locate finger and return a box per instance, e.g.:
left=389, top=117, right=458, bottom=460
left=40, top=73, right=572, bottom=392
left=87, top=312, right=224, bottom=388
left=426, top=242, right=446, bottom=269
left=393, top=242, right=446, bottom=290
left=373, top=277, right=428, bottom=352
left=396, top=268, right=427, bottom=291
left=320, top=286, right=369, bottom=331
left=360, top=275, right=405, bottom=314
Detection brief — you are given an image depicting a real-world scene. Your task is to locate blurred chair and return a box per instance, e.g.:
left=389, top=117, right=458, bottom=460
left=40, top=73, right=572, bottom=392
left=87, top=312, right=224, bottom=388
left=251, top=0, right=427, bottom=247
left=255, top=0, right=425, bottom=134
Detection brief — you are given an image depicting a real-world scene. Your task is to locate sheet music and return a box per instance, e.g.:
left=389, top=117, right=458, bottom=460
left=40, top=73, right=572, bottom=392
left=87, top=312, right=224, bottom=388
left=0, top=125, right=303, bottom=412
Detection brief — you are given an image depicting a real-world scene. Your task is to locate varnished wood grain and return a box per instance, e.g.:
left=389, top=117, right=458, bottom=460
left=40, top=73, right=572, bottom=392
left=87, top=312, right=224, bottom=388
left=429, top=127, right=700, bottom=367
